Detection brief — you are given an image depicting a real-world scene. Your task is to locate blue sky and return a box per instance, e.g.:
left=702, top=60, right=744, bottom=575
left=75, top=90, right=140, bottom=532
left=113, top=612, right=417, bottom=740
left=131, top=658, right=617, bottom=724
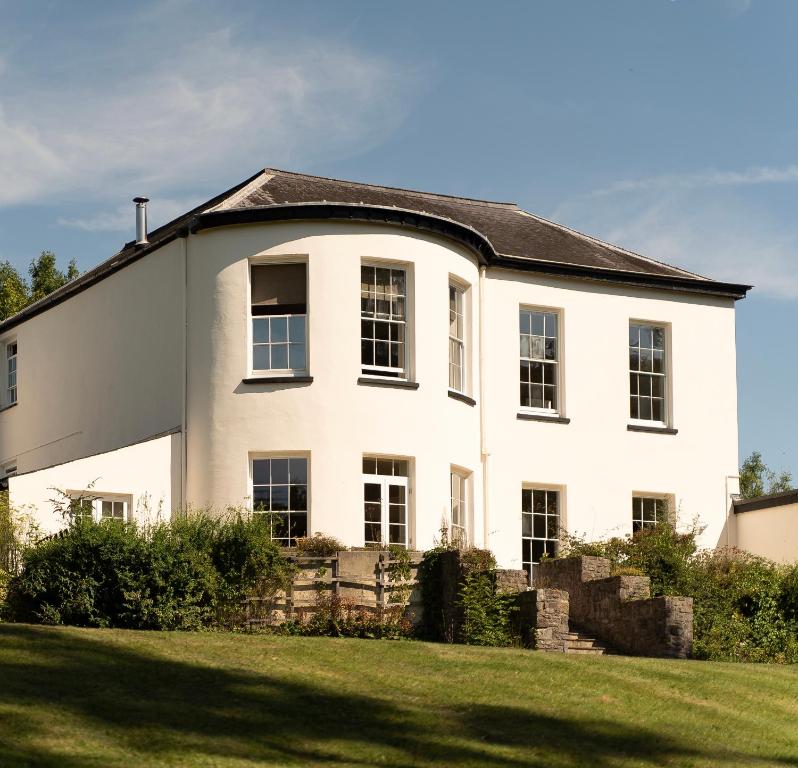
left=1, top=0, right=796, bottom=477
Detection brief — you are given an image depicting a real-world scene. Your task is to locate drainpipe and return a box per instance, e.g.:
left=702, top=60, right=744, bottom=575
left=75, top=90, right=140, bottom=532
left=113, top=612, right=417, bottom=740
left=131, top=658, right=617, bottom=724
left=180, top=235, right=188, bottom=515
left=479, top=265, right=489, bottom=549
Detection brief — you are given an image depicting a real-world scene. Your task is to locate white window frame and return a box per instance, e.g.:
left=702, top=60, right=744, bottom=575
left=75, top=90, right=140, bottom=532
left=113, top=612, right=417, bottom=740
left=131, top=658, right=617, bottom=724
left=362, top=456, right=410, bottom=548
left=450, top=468, right=470, bottom=547
left=521, top=485, right=563, bottom=583
left=248, top=258, right=309, bottom=378
left=5, top=339, right=17, bottom=407
left=249, top=453, right=310, bottom=547
left=360, top=261, right=411, bottom=380
left=632, top=493, right=671, bottom=533
left=519, top=307, right=563, bottom=416
left=448, top=281, right=468, bottom=395
left=69, top=493, right=131, bottom=523
left=628, top=321, right=669, bottom=427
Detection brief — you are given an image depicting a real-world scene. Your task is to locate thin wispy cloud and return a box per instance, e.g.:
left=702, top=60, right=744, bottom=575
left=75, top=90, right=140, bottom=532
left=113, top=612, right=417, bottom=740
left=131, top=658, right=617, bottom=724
left=551, top=193, right=798, bottom=299
left=58, top=197, right=202, bottom=233
left=0, top=22, right=417, bottom=210
left=592, top=164, right=798, bottom=197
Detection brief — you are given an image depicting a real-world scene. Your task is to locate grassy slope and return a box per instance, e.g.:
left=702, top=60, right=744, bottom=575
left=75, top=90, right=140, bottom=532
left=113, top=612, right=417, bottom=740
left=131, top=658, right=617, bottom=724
left=0, top=626, right=797, bottom=768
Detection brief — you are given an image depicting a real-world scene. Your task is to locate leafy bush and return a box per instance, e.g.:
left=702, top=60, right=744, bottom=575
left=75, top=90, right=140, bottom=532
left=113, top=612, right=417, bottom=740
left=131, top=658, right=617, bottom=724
left=4, top=512, right=293, bottom=630
left=0, top=491, right=40, bottom=575
left=293, top=533, right=346, bottom=557
left=418, top=544, right=517, bottom=646
left=283, top=592, right=413, bottom=639
left=560, top=524, right=798, bottom=663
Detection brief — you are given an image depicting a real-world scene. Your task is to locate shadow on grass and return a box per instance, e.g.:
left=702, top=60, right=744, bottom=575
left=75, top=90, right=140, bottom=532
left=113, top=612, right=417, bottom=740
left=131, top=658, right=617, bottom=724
left=0, top=625, right=795, bottom=767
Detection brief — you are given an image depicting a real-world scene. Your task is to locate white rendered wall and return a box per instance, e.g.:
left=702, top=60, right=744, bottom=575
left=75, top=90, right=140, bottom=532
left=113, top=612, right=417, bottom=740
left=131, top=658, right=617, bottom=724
left=736, top=506, right=798, bottom=564
left=0, top=217, right=742, bottom=566
left=185, top=222, right=483, bottom=550
left=481, top=270, right=739, bottom=569
left=0, top=240, right=184, bottom=476
left=184, top=220, right=740, bottom=565
left=9, top=433, right=180, bottom=535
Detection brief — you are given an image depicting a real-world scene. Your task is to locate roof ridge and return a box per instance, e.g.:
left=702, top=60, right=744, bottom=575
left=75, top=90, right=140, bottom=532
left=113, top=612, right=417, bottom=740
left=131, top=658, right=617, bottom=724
left=262, top=167, right=518, bottom=209
left=513, top=209, right=709, bottom=281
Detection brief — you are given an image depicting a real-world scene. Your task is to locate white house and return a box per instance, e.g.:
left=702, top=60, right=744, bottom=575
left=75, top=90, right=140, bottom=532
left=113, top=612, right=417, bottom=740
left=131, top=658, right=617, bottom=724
left=0, top=168, right=752, bottom=576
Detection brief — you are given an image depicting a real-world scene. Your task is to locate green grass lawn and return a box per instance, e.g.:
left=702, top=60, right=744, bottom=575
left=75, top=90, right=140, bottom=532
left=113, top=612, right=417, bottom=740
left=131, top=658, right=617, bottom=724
left=1, top=626, right=797, bottom=767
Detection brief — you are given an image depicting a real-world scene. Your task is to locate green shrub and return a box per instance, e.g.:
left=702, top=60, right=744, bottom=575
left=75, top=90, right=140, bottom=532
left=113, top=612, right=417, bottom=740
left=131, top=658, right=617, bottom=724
left=4, top=513, right=292, bottom=630
left=418, top=545, right=517, bottom=646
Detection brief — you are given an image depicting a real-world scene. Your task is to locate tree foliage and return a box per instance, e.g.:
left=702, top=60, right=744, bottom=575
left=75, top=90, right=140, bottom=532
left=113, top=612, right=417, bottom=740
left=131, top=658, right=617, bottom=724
left=0, top=252, right=80, bottom=321
left=739, top=450, right=793, bottom=500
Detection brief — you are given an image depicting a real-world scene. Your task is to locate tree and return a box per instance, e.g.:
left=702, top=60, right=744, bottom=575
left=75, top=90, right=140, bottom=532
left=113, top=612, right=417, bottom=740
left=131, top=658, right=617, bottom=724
left=0, top=261, right=29, bottom=321
left=0, top=252, right=80, bottom=321
left=29, top=251, right=79, bottom=303
left=739, top=451, right=793, bottom=500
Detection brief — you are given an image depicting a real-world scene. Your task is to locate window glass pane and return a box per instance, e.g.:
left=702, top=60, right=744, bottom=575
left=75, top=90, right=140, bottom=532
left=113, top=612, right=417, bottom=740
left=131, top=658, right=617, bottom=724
left=253, top=459, right=270, bottom=485
left=531, top=314, right=544, bottom=336
left=270, top=344, right=289, bottom=369
left=289, top=485, right=307, bottom=511
left=253, top=346, right=269, bottom=371
left=288, top=344, right=306, bottom=371
left=253, top=319, right=269, bottom=344
left=270, top=317, right=288, bottom=342
left=289, top=513, right=307, bottom=539
left=288, top=315, right=306, bottom=342
left=271, top=459, right=289, bottom=484
left=376, top=458, right=394, bottom=476
left=363, top=457, right=377, bottom=474
left=288, top=458, right=307, bottom=484
left=271, top=485, right=289, bottom=511
left=520, top=311, right=530, bottom=334
left=253, top=487, right=270, bottom=511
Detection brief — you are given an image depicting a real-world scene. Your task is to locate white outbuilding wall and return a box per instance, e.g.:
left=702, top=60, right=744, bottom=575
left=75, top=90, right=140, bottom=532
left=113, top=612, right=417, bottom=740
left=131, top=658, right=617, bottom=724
left=10, top=433, right=180, bottom=535
left=735, top=498, right=798, bottom=564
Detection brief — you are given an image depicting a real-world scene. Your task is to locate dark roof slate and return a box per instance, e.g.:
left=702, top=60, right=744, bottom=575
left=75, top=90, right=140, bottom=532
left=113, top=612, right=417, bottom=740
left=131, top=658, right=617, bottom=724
left=0, top=168, right=751, bottom=333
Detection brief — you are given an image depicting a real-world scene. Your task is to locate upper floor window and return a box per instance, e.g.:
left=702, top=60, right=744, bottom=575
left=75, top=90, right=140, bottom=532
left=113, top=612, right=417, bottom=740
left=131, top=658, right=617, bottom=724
left=520, top=310, right=559, bottom=412
left=252, top=456, right=308, bottom=546
left=363, top=456, right=409, bottom=547
left=361, top=265, right=406, bottom=378
left=629, top=323, right=666, bottom=423
left=632, top=496, right=667, bottom=533
left=6, top=341, right=17, bottom=406
left=450, top=470, right=469, bottom=547
left=251, top=263, right=307, bottom=374
left=522, top=487, right=560, bottom=583
left=449, top=284, right=466, bottom=393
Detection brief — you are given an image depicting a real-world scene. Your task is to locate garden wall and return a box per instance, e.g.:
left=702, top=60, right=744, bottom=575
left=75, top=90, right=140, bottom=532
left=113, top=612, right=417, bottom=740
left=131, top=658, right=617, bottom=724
left=535, top=556, right=693, bottom=658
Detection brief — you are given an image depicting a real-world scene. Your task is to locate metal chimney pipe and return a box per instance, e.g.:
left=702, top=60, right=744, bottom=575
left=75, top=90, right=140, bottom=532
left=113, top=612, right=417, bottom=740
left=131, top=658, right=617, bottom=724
left=133, top=197, right=149, bottom=245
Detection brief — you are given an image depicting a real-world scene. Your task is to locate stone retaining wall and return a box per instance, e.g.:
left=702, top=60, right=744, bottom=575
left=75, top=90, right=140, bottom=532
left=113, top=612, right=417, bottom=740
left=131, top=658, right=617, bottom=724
left=535, top=556, right=693, bottom=658
left=515, top=588, right=570, bottom=651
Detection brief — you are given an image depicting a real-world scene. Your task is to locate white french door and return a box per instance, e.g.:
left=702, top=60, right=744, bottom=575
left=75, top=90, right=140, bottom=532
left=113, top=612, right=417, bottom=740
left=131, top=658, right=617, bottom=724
left=363, top=474, right=408, bottom=548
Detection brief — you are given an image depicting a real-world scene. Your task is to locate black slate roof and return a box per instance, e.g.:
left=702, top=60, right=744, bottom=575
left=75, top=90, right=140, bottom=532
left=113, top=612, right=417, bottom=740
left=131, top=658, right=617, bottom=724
left=0, top=168, right=751, bottom=333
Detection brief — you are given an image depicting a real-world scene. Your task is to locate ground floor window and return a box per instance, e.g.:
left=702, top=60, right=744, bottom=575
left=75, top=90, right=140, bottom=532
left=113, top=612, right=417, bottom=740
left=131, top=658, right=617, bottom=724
left=252, top=457, right=308, bottom=546
left=632, top=496, right=666, bottom=533
left=68, top=495, right=129, bottom=523
left=522, top=487, right=560, bottom=583
left=363, top=456, right=409, bottom=547
left=450, top=470, right=469, bottom=547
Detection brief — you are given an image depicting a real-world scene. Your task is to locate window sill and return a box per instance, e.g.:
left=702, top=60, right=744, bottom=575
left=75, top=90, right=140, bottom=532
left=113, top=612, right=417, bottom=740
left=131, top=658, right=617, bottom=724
left=0, top=402, right=18, bottom=413
left=448, top=390, right=476, bottom=406
left=517, top=411, right=570, bottom=424
left=627, top=423, right=678, bottom=435
left=242, top=375, right=313, bottom=385
left=357, top=377, right=419, bottom=390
